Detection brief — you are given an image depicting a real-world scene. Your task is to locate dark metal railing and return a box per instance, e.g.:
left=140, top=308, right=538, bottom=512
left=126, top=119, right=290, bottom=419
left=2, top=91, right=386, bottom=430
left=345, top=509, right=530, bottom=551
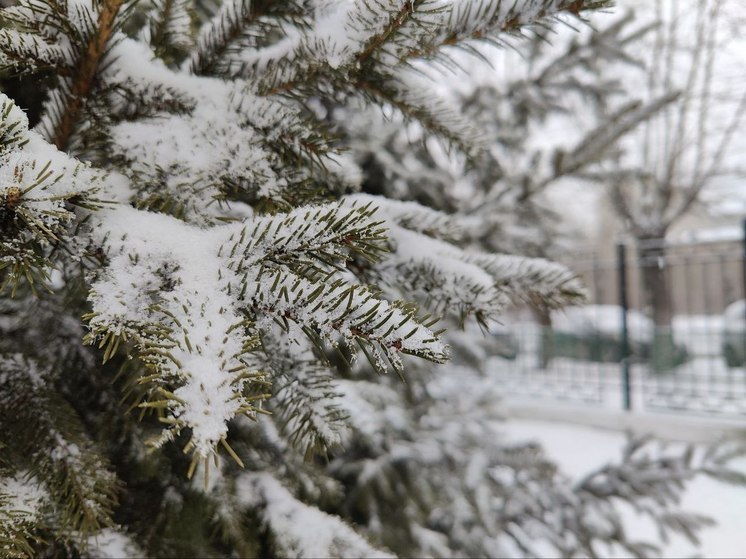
left=491, top=219, right=746, bottom=419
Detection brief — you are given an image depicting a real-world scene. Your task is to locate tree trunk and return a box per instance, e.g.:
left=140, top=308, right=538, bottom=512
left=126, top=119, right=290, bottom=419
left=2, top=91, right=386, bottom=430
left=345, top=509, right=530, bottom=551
left=638, top=238, right=672, bottom=327
left=637, top=236, right=679, bottom=372
left=532, top=302, right=554, bottom=369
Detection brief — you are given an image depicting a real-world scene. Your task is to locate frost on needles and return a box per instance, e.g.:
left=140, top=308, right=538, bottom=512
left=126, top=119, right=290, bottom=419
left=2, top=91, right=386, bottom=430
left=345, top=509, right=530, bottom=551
left=0, top=0, right=590, bottom=461
left=1, top=0, right=742, bottom=557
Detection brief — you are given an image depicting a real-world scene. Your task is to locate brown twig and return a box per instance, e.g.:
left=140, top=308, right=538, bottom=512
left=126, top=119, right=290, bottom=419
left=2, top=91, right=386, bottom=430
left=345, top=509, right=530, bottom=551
left=52, top=0, right=125, bottom=151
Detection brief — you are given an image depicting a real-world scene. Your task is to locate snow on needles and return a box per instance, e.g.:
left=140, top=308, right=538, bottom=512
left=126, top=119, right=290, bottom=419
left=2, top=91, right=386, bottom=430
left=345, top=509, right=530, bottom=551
left=343, top=193, right=585, bottom=319
left=236, top=472, right=395, bottom=559
left=87, top=206, right=254, bottom=455
left=1, top=88, right=446, bottom=462
left=86, top=201, right=446, bottom=458
left=0, top=473, right=46, bottom=519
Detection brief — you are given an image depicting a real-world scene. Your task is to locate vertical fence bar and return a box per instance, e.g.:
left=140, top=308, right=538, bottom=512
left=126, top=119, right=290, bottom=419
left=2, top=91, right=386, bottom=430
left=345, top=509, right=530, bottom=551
left=617, top=242, right=631, bottom=411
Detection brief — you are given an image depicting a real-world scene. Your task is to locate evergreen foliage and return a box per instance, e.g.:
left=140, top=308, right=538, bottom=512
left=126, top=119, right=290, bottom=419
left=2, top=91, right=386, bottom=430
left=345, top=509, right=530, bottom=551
left=0, top=0, right=743, bottom=557
left=332, top=11, right=681, bottom=260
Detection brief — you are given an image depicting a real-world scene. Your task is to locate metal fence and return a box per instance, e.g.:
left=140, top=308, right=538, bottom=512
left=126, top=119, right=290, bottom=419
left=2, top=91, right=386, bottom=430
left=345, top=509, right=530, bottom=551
left=490, top=222, right=746, bottom=418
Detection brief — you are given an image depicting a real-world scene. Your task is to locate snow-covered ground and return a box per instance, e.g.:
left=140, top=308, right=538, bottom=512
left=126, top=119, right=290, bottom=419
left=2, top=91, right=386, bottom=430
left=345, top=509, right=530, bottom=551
left=503, top=419, right=746, bottom=558
left=494, top=313, right=746, bottom=555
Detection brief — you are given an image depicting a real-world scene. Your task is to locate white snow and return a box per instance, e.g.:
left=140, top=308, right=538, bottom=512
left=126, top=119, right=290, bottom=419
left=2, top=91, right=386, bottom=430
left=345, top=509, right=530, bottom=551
left=236, top=472, right=395, bottom=559
left=87, top=206, right=257, bottom=456
left=0, top=473, right=45, bottom=517
left=342, top=193, right=582, bottom=321
left=85, top=200, right=447, bottom=456
left=670, top=225, right=744, bottom=246
left=87, top=528, right=144, bottom=559
left=0, top=115, right=102, bottom=238
left=0, top=29, right=65, bottom=71
left=551, top=304, right=654, bottom=345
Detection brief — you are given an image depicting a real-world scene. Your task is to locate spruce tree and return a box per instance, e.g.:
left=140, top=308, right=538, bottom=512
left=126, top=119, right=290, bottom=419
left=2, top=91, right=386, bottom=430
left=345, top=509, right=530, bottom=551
left=0, top=1, right=743, bottom=557
left=331, top=11, right=681, bottom=366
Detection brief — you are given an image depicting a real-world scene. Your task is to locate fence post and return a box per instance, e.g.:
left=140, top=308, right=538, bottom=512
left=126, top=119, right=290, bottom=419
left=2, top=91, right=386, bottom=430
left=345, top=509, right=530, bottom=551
left=617, top=242, right=632, bottom=411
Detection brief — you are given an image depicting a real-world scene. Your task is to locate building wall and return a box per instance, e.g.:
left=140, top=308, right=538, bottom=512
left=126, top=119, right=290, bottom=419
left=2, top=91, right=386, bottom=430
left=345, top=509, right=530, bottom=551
left=566, top=198, right=744, bottom=316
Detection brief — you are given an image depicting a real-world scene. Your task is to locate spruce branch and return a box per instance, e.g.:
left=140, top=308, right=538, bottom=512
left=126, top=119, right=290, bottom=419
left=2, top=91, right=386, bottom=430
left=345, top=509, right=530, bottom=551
left=190, top=0, right=256, bottom=75
left=235, top=473, right=396, bottom=559
left=358, top=205, right=585, bottom=321
left=190, top=0, right=287, bottom=76
left=381, top=254, right=508, bottom=322
left=356, top=77, right=484, bottom=155
left=554, top=91, right=681, bottom=180
left=0, top=28, right=68, bottom=76
left=0, top=1, right=717, bottom=556
left=46, top=0, right=127, bottom=150
left=571, top=436, right=746, bottom=557
left=356, top=0, right=419, bottom=66
left=0, top=95, right=31, bottom=154
left=363, top=0, right=614, bottom=67
left=0, top=473, right=43, bottom=559
left=103, top=48, right=351, bottom=220
left=0, top=93, right=102, bottom=295
left=84, top=208, right=271, bottom=465
left=84, top=202, right=444, bottom=465
left=344, top=193, right=469, bottom=244
left=227, top=200, right=388, bottom=273
left=142, top=0, right=194, bottom=63
left=0, top=355, right=120, bottom=545
left=466, top=253, right=587, bottom=308
left=242, top=267, right=448, bottom=373
left=259, top=330, right=348, bottom=460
